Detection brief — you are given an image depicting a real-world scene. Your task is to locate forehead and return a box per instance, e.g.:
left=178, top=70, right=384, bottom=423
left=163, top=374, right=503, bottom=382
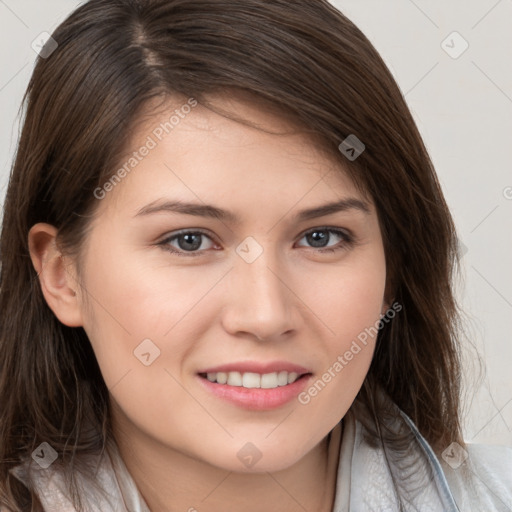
left=94, top=94, right=371, bottom=220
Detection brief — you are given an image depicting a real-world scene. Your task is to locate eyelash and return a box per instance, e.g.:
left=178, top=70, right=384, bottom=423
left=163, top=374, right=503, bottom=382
left=157, top=227, right=355, bottom=257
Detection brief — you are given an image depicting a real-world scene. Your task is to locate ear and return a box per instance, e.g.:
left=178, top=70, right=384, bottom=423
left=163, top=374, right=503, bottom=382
left=27, top=223, right=84, bottom=327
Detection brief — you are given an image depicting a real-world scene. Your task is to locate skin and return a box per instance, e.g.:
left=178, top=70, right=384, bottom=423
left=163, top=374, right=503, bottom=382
left=28, top=94, right=388, bottom=512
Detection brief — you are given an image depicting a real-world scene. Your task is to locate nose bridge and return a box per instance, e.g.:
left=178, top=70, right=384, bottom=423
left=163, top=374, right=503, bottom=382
left=222, top=237, right=294, bottom=338
left=240, top=252, right=283, bottom=306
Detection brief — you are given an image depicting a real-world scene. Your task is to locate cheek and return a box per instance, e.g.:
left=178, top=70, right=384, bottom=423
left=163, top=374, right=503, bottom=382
left=296, top=280, right=384, bottom=427
left=78, top=245, right=177, bottom=385
left=297, top=250, right=386, bottom=407
left=78, top=241, right=234, bottom=396
left=313, top=251, right=387, bottom=347
left=80, top=242, right=195, bottom=336
left=78, top=248, right=201, bottom=436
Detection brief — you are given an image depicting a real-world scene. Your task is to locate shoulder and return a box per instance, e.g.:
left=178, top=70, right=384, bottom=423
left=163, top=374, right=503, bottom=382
left=465, top=442, right=512, bottom=476
left=439, top=442, right=512, bottom=511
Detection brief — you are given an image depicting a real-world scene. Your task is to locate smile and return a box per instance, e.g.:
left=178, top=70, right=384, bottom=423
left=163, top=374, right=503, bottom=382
left=199, top=370, right=304, bottom=389
left=197, top=371, right=313, bottom=411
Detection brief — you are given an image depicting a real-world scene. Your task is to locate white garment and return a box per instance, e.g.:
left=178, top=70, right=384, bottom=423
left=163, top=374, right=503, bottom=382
left=334, top=406, right=512, bottom=511
left=9, top=399, right=512, bottom=511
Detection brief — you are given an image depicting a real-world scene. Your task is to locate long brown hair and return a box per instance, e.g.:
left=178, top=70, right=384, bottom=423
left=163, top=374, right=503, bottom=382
left=1, top=0, right=464, bottom=510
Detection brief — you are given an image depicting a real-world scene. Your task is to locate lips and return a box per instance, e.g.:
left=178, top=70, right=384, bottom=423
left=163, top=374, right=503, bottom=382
left=196, top=361, right=311, bottom=375
left=197, top=369, right=313, bottom=410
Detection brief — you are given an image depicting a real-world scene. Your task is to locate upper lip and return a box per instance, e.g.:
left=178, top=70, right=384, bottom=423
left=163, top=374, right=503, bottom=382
left=197, top=361, right=311, bottom=375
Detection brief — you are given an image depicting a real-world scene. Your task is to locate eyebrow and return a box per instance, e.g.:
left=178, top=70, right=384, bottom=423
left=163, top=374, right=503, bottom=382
left=134, top=197, right=371, bottom=223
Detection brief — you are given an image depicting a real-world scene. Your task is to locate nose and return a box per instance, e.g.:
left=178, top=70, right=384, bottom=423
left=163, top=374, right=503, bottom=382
left=220, top=248, right=297, bottom=342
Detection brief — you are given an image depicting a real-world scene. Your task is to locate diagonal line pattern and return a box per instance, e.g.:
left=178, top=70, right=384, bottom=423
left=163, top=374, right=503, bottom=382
left=482, top=382, right=512, bottom=434
left=0, top=0, right=29, bottom=28
left=62, top=263, right=132, bottom=335
left=472, top=61, right=512, bottom=105
left=266, top=169, right=334, bottom=234
left=162, top=161, right=338, bottom=350
left=265, top=408, right=296, bottom=438
left=467, top=465, right=511, bottom=508
left=200, top=471, right=233, bottom=502
left=406, top=0, right=439, bottom=28
left=265, top=472, right=308, bottom=511
left=164, top=368, right=234, bottom=438
left=266, top=266, right=336, bottom=336
left=405, top=62, right=439, bottom=97
left=471, top=266, right=512, bottom=308
left=0, top=62, right=29, bottom=92
left=163, top=267, right=234, bottom=337
left=164, top=163, right=236, bottom=236
left=469, top=398, right=512, bottom=441
left=471, top=0, right=504, bottom=30
left=108, top=368, right=133, bottom=392
left=27, top=249, right=135, bottom=391
left=469, top=205, right=499, bottom=233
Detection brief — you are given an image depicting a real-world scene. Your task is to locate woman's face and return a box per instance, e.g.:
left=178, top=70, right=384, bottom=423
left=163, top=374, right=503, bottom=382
left=75, top=95, right=387, bottom=473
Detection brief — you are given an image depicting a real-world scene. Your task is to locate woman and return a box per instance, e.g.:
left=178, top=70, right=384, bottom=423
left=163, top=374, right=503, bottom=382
left=0, top=0, right=510, bottom=511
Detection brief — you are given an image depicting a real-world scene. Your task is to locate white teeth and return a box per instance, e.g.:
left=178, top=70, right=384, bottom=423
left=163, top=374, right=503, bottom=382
left=216, top=372, right=228, bottom=384
left=277, top=371, right=288, bottom=386
left=287, top=372, right=298, bottom=384
left=227, top=371, right=242, bottom=386
left=242, top=372, right=261, bottom=388
left=261, top=372, right=278, bottom=388
left=208, top=371, right=228, bottom=384
left=204, top=370, right=302, bottom=388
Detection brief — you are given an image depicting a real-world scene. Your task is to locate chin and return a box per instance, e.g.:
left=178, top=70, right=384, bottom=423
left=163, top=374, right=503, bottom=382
left=202, top=439, right=309, bottom=474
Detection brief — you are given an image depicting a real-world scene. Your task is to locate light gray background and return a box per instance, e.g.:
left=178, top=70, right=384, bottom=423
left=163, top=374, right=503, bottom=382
left=1, top=0, right=511, bottom=446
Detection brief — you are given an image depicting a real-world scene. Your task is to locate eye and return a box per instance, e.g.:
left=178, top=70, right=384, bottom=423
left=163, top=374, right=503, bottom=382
left=158, top=230, right=218, bottom=257
left=157, top=227, right=354, bottom=257
left=295, top=227, right=353, bottom=253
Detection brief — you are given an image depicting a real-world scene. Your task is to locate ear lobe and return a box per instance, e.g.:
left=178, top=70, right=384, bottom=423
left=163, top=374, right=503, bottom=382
left=28, top=223, right=83, bottom=327
left=382, top=274, right=396, bottom=315
left=381, top=293, right=396, bottom=316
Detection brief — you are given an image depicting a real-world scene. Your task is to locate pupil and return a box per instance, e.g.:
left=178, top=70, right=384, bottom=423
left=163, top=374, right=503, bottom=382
left=179, top=234, right=202, bottom=251
left=308, top=230, right=328, bottom=248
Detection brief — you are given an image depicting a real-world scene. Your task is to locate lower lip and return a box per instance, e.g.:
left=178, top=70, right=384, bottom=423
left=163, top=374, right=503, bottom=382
left=197, top=374, right=312, bottom=411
